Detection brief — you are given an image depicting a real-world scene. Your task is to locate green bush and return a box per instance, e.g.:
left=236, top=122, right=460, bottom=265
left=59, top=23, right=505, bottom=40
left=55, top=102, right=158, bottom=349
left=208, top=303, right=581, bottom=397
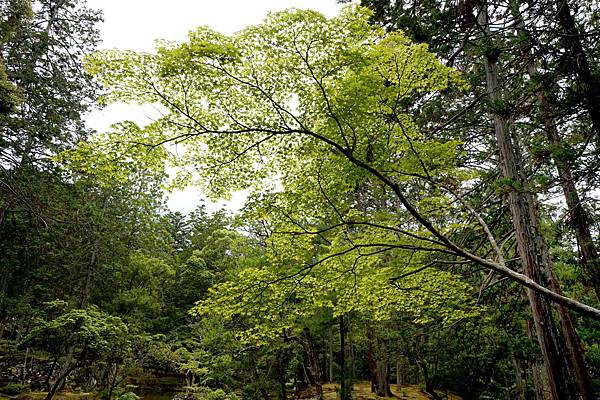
left=118, top=392, right=140, bottom=400
left=206, top=389, right=226, bottom=400
left=203, top=389, right=238, bottom=400
left=0, top=383, right=30, bottom=395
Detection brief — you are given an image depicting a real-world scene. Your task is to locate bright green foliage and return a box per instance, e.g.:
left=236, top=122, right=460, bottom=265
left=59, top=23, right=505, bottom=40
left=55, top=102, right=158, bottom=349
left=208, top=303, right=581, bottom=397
left=174, top=346, right=212, bottom=388
left=58, top=122, right=169, bottom=188
left=5, top=3, right=592, bottom=399
left=117, top=392, right=139, bottom=400
left=22, top=303, right=130, bottom=365
left=194, top=241, right=480, bottom=345
left=81, top=2, right=480, bottom=358
left=83, top=5, right=465, bottom=197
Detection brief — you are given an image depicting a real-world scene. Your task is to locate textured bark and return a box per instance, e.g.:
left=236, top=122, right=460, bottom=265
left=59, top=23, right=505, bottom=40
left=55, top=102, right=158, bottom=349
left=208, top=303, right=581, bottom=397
left=543, top=111, right=600, bottom=300
left=375, top=358, right=392, bottom=397
left=512, top=4, right=597, bottom=396
left=512, top=0, right=600, bottom=303
left=554, top=0, right=600, bottom=138
left=526, top=319, right=552, bottom=400
left=478, top=3, right=579, bottom=399
left=547, top=268, right=596, bottom=399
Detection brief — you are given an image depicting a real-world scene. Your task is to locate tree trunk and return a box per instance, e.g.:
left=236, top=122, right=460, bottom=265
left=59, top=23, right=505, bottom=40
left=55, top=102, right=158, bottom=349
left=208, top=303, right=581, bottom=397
left=525, top=320, right=552, bottom=400
left=511, top=4, right=597, bottom=398
left=366, top=326, right=377, bottom=393
left=339, top=315, right=351, bottom=400
left=511, top=0, right=600, bottom=300
left=45, top=362, right=78, bottom=400
left=544, top=107, right=600, bottom=299
left=79, top=247, right=97, bottom=308
left=56, top=345, right=74, bottom=391
left=347, top=319, right=355, bottom=383
left=22, top=347, right=29, bottom=384
left=547, top=269, right=595, bottom=399
left=375, top=359, right=392, bottom=397
left=293, top=334, right=323, bottom=400
left=416, top=359, right=441, bottom=400
left=396, top=355, right=402, bottom=391
left=328, top=325, right=333, bottom=383
left=511, top=353, right=526, bottom=400
left=375, top=360, right=386, bottom=397
left=373, top=338, right=392, bottom=398
left=553, top=0, right=600, bottom=138
left=477, top=3, right=579, bottom=399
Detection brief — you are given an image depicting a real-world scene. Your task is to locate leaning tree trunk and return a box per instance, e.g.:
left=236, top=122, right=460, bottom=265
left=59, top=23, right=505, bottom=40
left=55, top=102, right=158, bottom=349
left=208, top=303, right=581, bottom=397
left=538, top=87, right=600, bottom=300
left=45, top=362, right=78, bottom=400
left=291, top=333, right=323, bottom=400
left=538, top=102, right=596, bottom=399
left=546, top=118, right=600, bottom=299
left=477, top=2, right=579, bottom=399
left=512, top=0, right=600, bottom=301
left=511, top=3, right=597, bottom=397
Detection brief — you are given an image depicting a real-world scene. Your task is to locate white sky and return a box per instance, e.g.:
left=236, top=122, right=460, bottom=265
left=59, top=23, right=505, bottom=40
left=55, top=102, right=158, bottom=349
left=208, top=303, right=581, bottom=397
left=84, top=0, right=344, bottom=213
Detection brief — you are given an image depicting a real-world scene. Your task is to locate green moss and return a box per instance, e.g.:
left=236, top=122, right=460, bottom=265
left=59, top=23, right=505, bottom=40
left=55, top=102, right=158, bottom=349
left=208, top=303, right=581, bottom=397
left=0, top=383, right=30, bottom=396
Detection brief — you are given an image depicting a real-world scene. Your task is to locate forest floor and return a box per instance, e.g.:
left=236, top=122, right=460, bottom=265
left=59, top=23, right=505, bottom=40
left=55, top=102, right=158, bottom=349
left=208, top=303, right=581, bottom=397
left=0, top=381, right=462, bottom=400
left=0, top=393, right=94, bottom=400
left=320, top=382, right=462, bottom=400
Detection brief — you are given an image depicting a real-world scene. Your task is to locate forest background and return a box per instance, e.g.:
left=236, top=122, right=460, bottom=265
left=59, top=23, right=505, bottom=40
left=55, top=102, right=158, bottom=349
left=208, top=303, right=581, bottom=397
left=0, top=1, right=600, bottom=400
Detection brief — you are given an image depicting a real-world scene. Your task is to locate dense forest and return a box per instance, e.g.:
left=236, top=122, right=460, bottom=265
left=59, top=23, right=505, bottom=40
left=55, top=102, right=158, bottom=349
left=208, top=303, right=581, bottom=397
left=1, top=0, right=600, bottom=400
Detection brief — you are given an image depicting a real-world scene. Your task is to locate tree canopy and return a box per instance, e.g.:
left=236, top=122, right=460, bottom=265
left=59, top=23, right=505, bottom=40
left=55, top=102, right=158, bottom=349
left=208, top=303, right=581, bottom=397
left=2, top=2, right=600, bottom=400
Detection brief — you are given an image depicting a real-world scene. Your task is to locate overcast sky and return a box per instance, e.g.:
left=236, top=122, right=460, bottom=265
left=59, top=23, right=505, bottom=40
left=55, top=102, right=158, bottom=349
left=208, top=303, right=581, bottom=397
left=84, top=1, right=344, bottom=213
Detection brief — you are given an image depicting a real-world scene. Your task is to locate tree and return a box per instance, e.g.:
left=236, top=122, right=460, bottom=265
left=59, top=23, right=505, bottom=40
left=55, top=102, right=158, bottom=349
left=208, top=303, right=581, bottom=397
left=82, top=5, right=600, bottom=315
left=0, top=0, right=31, bottom=114
left=0, top=0, right=104, bottom=340
left=21, top=302, right=130, bottom=400
left=78, top=4, right=600, bottom=397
